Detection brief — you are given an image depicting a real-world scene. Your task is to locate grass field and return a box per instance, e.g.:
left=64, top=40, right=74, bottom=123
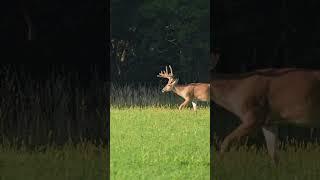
left=212, top=141, right=320, bottom=180
left=0, top=141, right=107, bottom=180
left=110, top=107, right=210, bottom=180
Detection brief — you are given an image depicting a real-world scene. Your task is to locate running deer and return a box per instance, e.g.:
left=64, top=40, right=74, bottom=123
left=211, top=52, right=320, bottom=164
left=157, top=65, right=210, bottom=111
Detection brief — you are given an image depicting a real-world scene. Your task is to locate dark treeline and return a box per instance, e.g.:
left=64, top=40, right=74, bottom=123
left=212, top=48, right=320, bottom=73
left=0, top=0, right=105, bottom=40
left=213, top=1, right=320, bottom=47
left=212, top=0, right=320, bottom=71
left=111, top=0, right=210, bottom=85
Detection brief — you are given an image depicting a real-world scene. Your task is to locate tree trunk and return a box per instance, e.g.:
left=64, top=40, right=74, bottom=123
left=21, top=1, right=35, bottom=40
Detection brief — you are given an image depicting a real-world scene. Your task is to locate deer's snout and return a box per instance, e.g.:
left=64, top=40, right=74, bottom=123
left=161, top=89, right=165, bottom=93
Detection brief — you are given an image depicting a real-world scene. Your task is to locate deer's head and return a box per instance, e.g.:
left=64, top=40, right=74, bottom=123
left=157, top=65, right=179, bottom=93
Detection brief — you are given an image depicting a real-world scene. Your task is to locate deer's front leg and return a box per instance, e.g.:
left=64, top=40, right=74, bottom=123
left=219, top=112, right=259, bottom=159
left=179, top=99, right=190, bottom=110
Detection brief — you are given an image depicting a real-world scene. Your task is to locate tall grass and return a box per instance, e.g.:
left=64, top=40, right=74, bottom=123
left=110, top=83, right=210, bottom=108
left=0, top=65, right=108, bottom=146
left=0, top=137, right=107, bottom=179
left=212, top=139, right=320, bottom=180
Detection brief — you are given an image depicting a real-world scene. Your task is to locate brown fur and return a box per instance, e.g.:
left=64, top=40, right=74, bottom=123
left=163, top=81, right=210, bottom=110
left=158, top=65, right=210, bottom=111
left=211, top=68, right=320, bottom=164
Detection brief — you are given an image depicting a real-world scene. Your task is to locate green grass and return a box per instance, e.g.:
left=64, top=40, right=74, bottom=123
left=212, top=142, right=320, bottom=180
left=110, top=107, right=210, bottom=180
left=0, top=141, right=107, bottom=180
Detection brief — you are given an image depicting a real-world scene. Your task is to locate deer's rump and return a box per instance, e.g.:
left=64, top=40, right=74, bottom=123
left=265, top=70, right=320, bottom=127
left=189, top=83, right=210, bottom=101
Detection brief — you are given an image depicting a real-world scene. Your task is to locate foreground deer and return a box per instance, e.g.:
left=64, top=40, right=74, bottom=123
left=157, top=65, right=210, bottom=111
left=211, top=53, right=320, bottom=164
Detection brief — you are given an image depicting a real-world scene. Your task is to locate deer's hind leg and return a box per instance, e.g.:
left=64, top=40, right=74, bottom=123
left=262, top=125, right=279, bottom=165
left=191, top=101, right=197, bottom=111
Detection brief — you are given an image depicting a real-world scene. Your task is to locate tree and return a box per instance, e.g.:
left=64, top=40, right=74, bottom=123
left=110, top=0, right=210, bottom=83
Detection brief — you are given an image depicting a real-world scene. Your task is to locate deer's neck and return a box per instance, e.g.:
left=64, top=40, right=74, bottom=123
left=211, top=79, right=242, bottom=114
left=172, top=84, right=187, bottom=98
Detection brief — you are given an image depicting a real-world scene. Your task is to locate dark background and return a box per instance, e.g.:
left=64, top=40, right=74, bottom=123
left=212, top=0, right=320, bottom=72
left=0, top=0, right=105, bottom=41
left=111, top=0, right=210, bottom=85
left=0, top=0, right=108, bottom=145
left=212, top=0, right=320, bottom=149
left=0, top=0, right=107, bottom=70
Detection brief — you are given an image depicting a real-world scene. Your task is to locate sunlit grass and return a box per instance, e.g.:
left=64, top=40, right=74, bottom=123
left=110, top=107, right=210, bottom=180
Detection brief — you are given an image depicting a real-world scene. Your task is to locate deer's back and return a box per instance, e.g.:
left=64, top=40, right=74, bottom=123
left=220, top=68, right=320, bottom=126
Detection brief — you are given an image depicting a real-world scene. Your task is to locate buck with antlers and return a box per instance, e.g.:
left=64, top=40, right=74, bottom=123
left=210, top=51, right=320, bottom=164
left=157, top=65, right=210, bottom=111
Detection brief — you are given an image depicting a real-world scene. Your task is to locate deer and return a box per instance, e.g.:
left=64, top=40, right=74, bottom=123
left=157, top=65, right=210, bottom=111
left=210, top=52, right=320, bottom=165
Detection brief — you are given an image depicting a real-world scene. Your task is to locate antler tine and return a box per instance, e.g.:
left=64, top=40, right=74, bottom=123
left=168, top=65, right=173, bottom=76
left=157, top=65, right=174, bottom=79
left=156, top=71, right=163, bottom=78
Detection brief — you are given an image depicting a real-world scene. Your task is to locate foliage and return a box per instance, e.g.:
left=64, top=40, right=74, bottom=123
left=111, top=0, right=210, bottom=83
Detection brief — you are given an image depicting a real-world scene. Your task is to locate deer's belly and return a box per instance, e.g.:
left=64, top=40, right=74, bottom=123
left=268, top=105, right=320, bottom=127
left=283, top=118, right=320, bottom=127
left=195, top=98, right=208, bottom=102
left=194, top=96, right=209, bottom=102
left=268, top=117, right=320, bottom=127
